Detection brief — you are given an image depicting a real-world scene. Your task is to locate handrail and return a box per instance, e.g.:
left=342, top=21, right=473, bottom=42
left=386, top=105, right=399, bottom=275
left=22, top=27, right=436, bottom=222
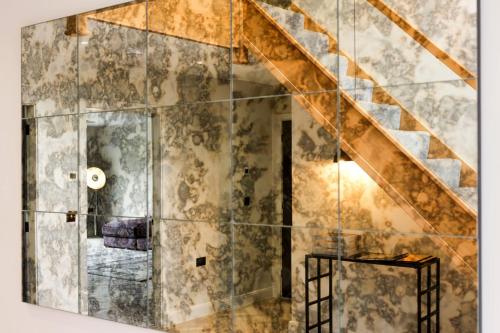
left=366, top=0, right=476, bottom=89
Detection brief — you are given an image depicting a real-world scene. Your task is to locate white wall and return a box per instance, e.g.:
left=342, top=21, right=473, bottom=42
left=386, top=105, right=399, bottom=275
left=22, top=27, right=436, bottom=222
left=0, top=0, right=499, bottom=332
left=479, top=1, right=500, bottom=332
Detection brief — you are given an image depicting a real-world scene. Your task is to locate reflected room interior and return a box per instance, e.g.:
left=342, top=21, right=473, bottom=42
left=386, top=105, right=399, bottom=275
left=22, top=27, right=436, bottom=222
left=84, top=111, right=152, bottom=326
left=21, top=0, right=479, bottom=332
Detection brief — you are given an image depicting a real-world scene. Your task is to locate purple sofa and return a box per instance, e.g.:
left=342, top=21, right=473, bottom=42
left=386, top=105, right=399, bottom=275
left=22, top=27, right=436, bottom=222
left=102, top=218, right=151, bottom=251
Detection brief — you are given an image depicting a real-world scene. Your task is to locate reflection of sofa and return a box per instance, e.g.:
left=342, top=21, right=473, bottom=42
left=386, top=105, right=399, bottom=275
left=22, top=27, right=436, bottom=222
left=102, top=218, right=151, bottom=251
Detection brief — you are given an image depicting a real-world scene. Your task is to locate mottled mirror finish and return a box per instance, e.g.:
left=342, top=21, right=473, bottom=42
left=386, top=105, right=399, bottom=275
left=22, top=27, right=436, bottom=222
left=147, top=0, right=231, bottom=107
left=22, top=0, right=479, bottom=332
left=78, top=1, right=147, bottom=112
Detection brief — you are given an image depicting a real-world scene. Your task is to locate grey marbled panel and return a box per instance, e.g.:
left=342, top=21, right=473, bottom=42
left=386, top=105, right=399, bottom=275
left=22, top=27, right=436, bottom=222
left=157, top=219, right=231, bottom=330
left=148, top=33, right=230, bottom=108
left=388, top=130, right=431, bottom=160
left=21, top=18, right=78, bottom=117
left=88, top=275, right=151, bottom=327
left=291, top=99, right=339, bottom=228
left=232, top=224, right=291, bottom=332
left=232, top=96, right=290, bottom=225
left=79, top=18, right=147, bottom=112
left=36, top=212, right=79, bottom=313
left=233, top=224, right=282, bottom=298
left=383, top=0, right=477, bottom=74
left=292, top=0, right=354, bottom=67
left=85, top=111, right=149, bottom=217
left=37, top=115, right=78, bottom=213
left=159, top=102, right=231, bottom=222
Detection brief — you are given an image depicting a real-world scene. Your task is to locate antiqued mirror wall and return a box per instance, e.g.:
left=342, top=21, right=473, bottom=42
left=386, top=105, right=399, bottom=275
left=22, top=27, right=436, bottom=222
left=21, top=0, right=479, bottom=332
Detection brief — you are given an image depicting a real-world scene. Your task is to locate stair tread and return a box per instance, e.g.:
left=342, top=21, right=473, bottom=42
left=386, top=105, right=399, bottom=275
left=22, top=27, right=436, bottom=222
left=423, top=159, right=462, bottom=188
left=319, top=54, right=349, bottom=77
left=388, top=130, right=431, bottom=160
left=290, top=30, right=330, bottom=57
left=358, top=101, right=401, bottom=130
left=342, top=76, right=374, bottom=90
left=454, top=187, right=478, bottom=211
left=258, top=1, right=305, bottom=32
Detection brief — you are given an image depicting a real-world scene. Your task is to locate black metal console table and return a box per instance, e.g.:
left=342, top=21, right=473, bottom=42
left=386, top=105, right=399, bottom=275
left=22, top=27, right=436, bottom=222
left=305, top=253, right=440, bottom=333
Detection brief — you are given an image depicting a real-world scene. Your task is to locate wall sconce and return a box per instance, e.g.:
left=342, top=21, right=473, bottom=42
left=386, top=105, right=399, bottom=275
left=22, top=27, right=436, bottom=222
left=333, top=150, right=368, bottom=182
left=333, top=150, right=352, bottom=163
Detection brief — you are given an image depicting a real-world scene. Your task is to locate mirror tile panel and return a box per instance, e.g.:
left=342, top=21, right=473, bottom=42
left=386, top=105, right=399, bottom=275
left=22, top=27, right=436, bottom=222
left=78, top=1, right=147, bottom=113
left=22, top=116, right=79, bottom=214
left=21, top=19, right=78, bottom=118
left=154, top=101, right=231, bottom=223
left=80, top=110, right=151, bottom=219
left=148, top=0, right=231, bottom=107
left=21, top=0, right=479, bottom=332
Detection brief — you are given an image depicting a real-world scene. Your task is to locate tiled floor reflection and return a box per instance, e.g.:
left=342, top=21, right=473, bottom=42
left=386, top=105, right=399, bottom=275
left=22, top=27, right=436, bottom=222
left=86, top=238, right=151, bottom=327
left=233, top=298, right=291, bottom=333
left=87, top=238, right=151, bottom=282
left=172, top=306, right=232, bottom=333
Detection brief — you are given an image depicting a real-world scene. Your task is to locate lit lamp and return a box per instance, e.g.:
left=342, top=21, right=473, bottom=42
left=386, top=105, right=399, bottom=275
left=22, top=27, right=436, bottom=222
left=334, top=150, right=366, bottom=182
left=87, top=167, right=106, bottom=236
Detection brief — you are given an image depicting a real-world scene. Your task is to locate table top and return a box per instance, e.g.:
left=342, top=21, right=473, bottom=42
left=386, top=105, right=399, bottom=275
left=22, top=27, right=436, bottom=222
left=306, top=252, right=439, bottom=268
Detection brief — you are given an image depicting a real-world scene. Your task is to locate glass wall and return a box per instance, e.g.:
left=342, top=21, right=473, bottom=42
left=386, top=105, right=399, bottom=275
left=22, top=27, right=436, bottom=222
left=21, top=0, right=479, bottom=332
